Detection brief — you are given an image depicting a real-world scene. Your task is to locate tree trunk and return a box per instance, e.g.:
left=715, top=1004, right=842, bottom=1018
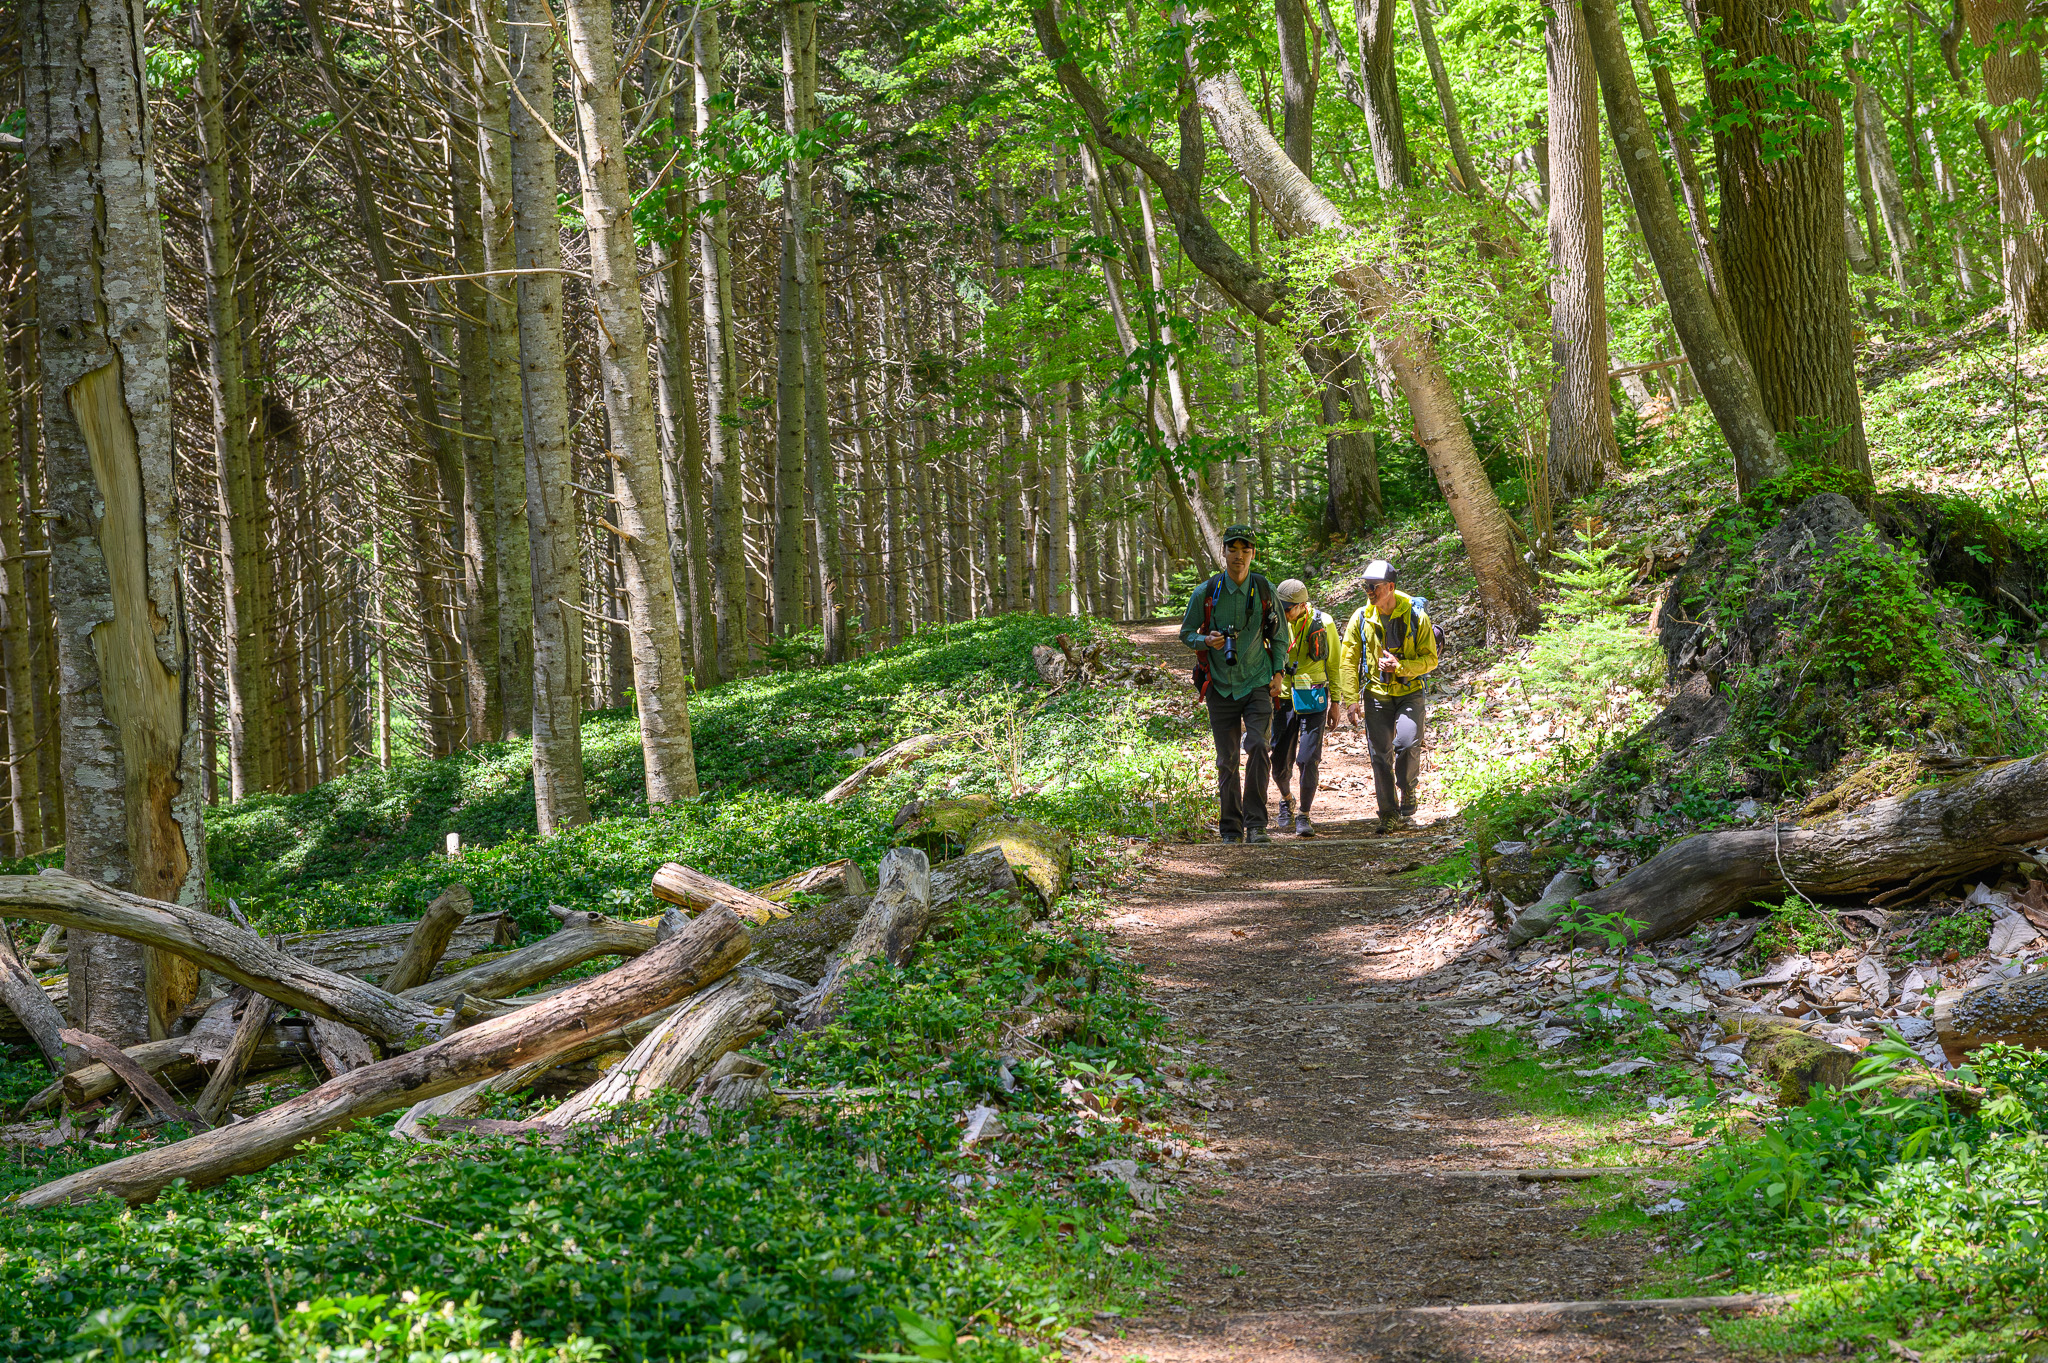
left=772, top=232, right=807, bottom=637
left=1546, top=0, right=1619, bottom=499
left=1352, top=0, right=1415, bottom=189
left=1582, top=0, right=1788, bottom=494
left=1625, top=0, right=1737, bottom=335
left=507, top=0, right=590, bottom=833
left=0, top=300, right=42, bottom=854
left=542, top=972, right=775, bottom=1123
left=17, top=907, right=751, bottom=1208
left=1698, top=0, right=1871, bottom=473
left=23, top=0, right=209, bottom=1045
left=695, top=9, right=748, bottom=681
left=1505, top=753, right=2048, bottom=946
left=1410, top=0, right=1487, bottom=196
left=1962, top=0, right=2048, bottom=330
left=560, top=0, right=697, bottom=799
left=1275, top=0, right=1318, bottom=177
left=794, top=848, right=932, bottom=1029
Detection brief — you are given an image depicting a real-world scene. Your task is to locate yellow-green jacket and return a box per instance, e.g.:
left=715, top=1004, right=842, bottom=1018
left=1336, top=592, right=1439, bottom=702
left=1283, top=607, right=1335, bottom=691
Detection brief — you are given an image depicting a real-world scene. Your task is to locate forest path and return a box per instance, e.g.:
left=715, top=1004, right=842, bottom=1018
left=1078, top=625, right=1744, bottom=1362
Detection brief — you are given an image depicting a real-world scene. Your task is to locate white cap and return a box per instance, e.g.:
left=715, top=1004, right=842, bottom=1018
left=1362, top=559, right=1398, bottom=584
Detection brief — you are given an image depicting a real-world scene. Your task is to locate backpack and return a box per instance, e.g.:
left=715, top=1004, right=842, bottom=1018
left=1191, top=573, right=1281, bottom=701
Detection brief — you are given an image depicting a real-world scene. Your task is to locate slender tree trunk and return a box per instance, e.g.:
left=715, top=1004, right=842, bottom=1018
left=1275, top=0, right=1318, bottom=177
left=694, top=10, right=747, bottom=679
left=1411, top=0, right=1487, bottom=196
left=1962, top=0, right=2048, bottom=329
left=561, top=0, right=698, bottom=799
left=1353, top=0, right=1415, bottom=189
left=0, top=310, right=40, bottom=854
left=24, top=0, right=208, bottom=1043
left=1583, top=0, right=1789, bottom=493
left=451, top=101, right=502, bottom=745
left=1546, top=0, right=1619, bottom=498
left=1698, top=0, right=1871, bottom=472
left=508, top=0, right=589, bottom=832
left=1626, top=0, right=1738, bottom=336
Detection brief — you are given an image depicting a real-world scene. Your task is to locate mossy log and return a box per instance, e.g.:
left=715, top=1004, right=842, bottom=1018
left=966, top=816, right=1072, bottom=907
left=894, top=796, right=1002, bottom=856
left=1935, top=975, right=2048, bottom=1063
left=1718, top=1015, right=1859, bottom=1104
left=13, top=907, right=752, bottom=1208
left=1506, top=754, right=2048, bottom=946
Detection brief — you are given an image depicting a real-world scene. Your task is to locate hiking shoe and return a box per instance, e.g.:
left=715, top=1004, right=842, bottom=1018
left=1246, top=827, right=1271, bottom=844
left=1375, top=816, right=1393, bottom=836
left=1398, top=801, right=1417, bottom=818
left=1220, top=829, right=1243, bottom=844
left=1294, top=814, right=1315, bottom=837
left=1277, top=798, right=1294, bottom=826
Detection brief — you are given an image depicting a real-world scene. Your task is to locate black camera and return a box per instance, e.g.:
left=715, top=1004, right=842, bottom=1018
left=1218, top=625, right=1239, bottom=664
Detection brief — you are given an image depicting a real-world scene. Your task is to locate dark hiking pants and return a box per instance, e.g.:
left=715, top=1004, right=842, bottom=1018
left=1270, top=705, right=1326, bottom=815
left=1364, top=689, right=1427, bottom=819
left=1206, top=686, right=1274, bottom=837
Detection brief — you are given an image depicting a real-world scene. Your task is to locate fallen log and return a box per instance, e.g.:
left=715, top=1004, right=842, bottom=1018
left=59, top=1030, right=206, bottom=1129
left=794, top=848, right=932, bottom=1030
left=195, top=997, right=283, bottom=1126
left=1717, top=1015, right=1858, bottom=1104
left=13, top=905, right=751, bottom=1208
left=755, top=859, right=868, bottom=903
left=895, top=796, right=1001, bottom=856
left=43, top=1026, right=301, bottom=1112
left=931, top=847, right=1021, bottom=918
left=277, top=910, right=517, bottom=981
left=965, top=816, right=1071, bottom=907
left=380, top=885, right=473, bottom=993
left=184, top=994, right=240, bottom=1065
left=309, top=1018, right=378, bottom=1078
left=818, top=733, right=957, bottom=805
left=1505, top=754, right=2048, bottom=946
left=650, top=864, right=787, bottom=925
left=543, top=973, right=777, bottom=1125
left=0, top=873, right=453, bottom=1046
left=743, top=896, right=871, bottom=982
left=401, top=911, right=655, bottom=1007
left=0, top=927, right=81, bottom=1073
left=1935, top=975, right=2048, bottom=1062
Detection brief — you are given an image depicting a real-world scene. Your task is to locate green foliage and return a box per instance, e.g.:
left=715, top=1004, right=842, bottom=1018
left=1909, top=906, right=1992, bottom=959
left=1741, top=461, right=1876, bottom=515
left=1754, top=895, right=1850, bottom=960
left=1522, top=522, right=1664, bottom=713
left=1971, top=1043, right=2048, bottom=1130
left=65, top=1291, right=604, bottom=1362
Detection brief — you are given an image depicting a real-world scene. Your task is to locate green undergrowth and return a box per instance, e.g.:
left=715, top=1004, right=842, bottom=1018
left=200, top=615, right=1207, bottom=937
left=0, top=856, right=1175, bottom=1363
left=1656, top=1040, right=2048, bottom=1361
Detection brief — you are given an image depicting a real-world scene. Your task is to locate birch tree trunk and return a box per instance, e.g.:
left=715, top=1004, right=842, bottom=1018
left=24, top=0, right=209, bottom=1043
left=508, top=0, right=590, bottom=833
left=561, top=0, right=699, bottom=799
left=1545, top=0, right=1618, bottom=499
left=1962, top=0, right=2048, bottom=330
left=694, top=10, right=747, bottom=681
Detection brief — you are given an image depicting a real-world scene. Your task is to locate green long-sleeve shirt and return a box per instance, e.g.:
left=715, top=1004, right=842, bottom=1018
left=1179, top=572, right=1288, bottom=699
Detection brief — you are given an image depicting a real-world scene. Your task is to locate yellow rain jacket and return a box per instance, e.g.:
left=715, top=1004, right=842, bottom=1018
left=1283, top=607, right=1335, bottom=691
left=1336, top=592, right=1439, bottom=703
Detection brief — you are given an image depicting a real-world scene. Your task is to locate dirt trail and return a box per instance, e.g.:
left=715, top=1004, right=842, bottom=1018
left=1083, top=625, right=1744, bottom=1362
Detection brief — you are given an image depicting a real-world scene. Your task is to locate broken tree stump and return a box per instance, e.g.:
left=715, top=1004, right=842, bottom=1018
left=755, top=859, right=868, bottom=903
left=650, top=864, right=787, bottom=925
left=1506, top=754, right=2048, bottom=946
left=1935, top=975, right=2048, bottom=1063
left=543, top=973, right=777, bottom=1125
left=1718, top=1015, right=1859, bottom=1104
left=0, top=872, right=451, bottom=1046
left=15, top=906, right=753, bottom=1208
left=380, top=885, right=473, bottom=993
left=794, top=848, right=933, bottom=1030
left=818, top=733, right=957, bottom=805
left=965, top=815, right=1071, bottom=907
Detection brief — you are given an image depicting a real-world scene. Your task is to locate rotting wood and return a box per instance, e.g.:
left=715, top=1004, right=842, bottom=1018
left=1718, top=1014, right=1858, bottom=1104
left=543, top=973, right=777, bottom=1124
left=381, top=885, right=473, bottom=993
left=794, top=847, right=932, bottom=1031
left=309, top=1018, right=378, bottom=1079
left=401, top=911, right=655, bottom=1006
left=194, top=997, right=281, bottom=1127
left=818, top=734, right=956, bottom=805
left=1505, top=755, right=2048, bottom=946
left=756, top=858, right=868, bottom=902
left=13, top=906, right=751, bottom=1207
left=184, top=993, right=240, bottom=1066
left=0, top=872, right=452, bottom=1045
left=965, top=815, right=1072, bottom=906
left=59, top=1030, right=206, bottom=1129
left=277, top=912, right=517, bottom=981
left=1936, top=975, right=2048, bottom=1062
left=650, top=863, right=787, bottom=924
left=0, top=927, right=81, bottom=1072
left=930, top=848, right=1021, bottom=921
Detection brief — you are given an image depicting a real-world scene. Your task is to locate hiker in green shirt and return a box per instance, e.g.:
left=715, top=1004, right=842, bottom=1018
left=1179, top=525, right=1289, bottom=843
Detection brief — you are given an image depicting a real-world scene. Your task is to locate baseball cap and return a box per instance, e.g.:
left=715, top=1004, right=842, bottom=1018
left=1362, top=559, right=1398, bottom=584
left=1222, top=524, right=1257, bottom=547
left=1276, top=578, right=1309, bottom=604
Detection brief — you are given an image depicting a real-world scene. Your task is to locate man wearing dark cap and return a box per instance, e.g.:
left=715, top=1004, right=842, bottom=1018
left=1179, top=525, right=1288, bottom=843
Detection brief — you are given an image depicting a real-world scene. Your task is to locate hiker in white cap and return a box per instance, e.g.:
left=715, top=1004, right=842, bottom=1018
left=1268, top=578, right=1334, bottom=837
left=1335, top=559, right=1438, bottom=833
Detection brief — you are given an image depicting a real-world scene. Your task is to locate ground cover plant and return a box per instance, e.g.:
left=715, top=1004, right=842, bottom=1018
left=0, top=616, right=1212, bottom=1360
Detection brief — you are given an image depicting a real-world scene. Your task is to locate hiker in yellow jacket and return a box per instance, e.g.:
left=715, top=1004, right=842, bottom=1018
left=1268, top=579, right=1335, bottom=837
left=1335, top=560, right=1438, bottom=832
